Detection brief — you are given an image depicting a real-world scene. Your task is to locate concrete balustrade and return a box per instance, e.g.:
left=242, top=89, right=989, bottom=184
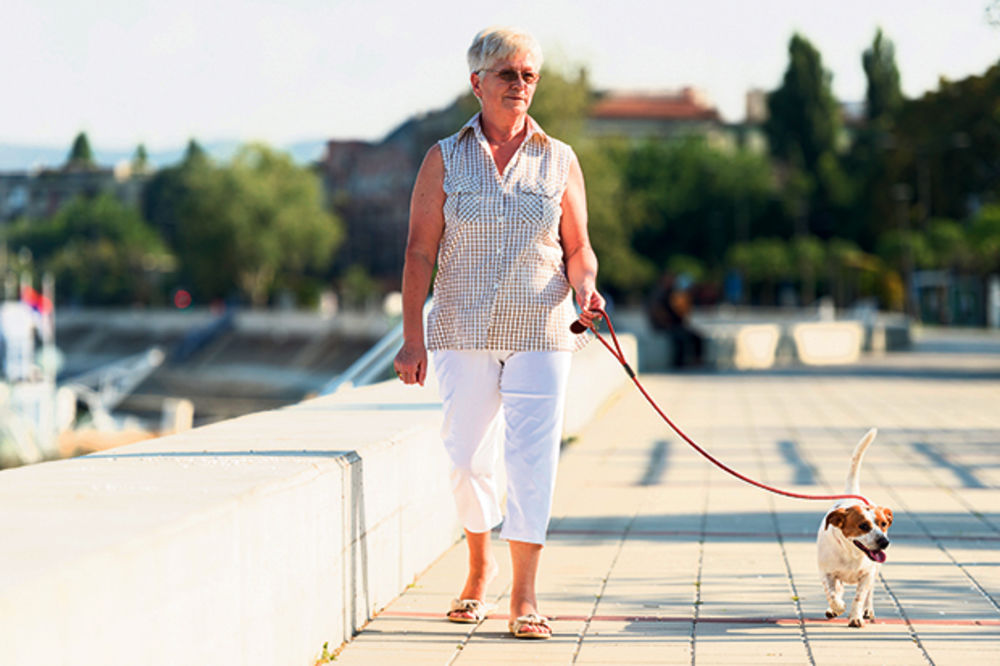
left=0, top=333, right=636, bottom=666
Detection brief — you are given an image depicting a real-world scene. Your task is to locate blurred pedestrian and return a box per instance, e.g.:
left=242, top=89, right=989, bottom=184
left=393, top=26, right=604, bottom=639
left=649, top=271, right=703, bottom=368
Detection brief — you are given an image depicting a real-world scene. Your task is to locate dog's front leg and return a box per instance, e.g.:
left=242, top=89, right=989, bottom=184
left=862, top=572, right=877, bottom=621
left=822, top=574, right=845, bottom=618
left=848, top=572, right=873, bottom=627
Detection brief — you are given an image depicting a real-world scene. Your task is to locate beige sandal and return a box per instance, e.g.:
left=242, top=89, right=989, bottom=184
left=447, top=598, right=495, bottom=624
left=508, top=613, right=552, bottom=639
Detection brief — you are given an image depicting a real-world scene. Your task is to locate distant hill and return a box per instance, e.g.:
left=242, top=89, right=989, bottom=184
left=0, top=139, right=327, bottom=171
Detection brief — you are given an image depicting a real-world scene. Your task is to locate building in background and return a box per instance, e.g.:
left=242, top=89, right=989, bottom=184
left=0, top=161, right=147, bottom=224
left=586, top=87, right=724, bottom=142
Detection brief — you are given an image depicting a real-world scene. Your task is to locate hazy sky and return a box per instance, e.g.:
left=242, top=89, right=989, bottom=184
left=6, top=0, right=999, bottom=150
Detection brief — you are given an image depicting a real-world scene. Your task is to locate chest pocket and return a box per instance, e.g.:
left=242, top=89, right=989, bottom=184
left=444, top=183, right=485, bottom=227
left=517, top=181, right=562, bottom=232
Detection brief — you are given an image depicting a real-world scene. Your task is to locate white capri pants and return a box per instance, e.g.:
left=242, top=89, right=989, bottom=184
left=432, top=349, right=572, bottom=545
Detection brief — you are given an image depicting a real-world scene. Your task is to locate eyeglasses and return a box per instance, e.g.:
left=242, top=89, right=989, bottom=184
left=479, top=68, right=541, bottom=85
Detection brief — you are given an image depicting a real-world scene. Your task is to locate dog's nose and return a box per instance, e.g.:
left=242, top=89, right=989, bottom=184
left=877, top=535, right=890, bottom=550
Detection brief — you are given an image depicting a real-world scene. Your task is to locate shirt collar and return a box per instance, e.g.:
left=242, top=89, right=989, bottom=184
left=458, top=112, right=549, bottom=146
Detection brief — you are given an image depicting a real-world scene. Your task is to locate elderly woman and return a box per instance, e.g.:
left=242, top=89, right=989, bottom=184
left=393, top=26, right=603, bottom=639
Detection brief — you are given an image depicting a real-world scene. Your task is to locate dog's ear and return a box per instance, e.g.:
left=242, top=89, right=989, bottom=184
left=881, top=507, right=893, bottom=528
left=825, top=508, right=848, bottom=530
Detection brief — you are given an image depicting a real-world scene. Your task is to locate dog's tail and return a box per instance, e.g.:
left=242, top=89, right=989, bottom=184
left=845, top=428, right=878, bottom=496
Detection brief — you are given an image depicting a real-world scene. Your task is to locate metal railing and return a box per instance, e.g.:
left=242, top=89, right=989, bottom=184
left=319, top=300, right=431, bottom=395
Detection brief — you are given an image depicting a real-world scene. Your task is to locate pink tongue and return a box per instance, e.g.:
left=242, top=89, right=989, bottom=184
left=872, top=550, right=887, bottom=563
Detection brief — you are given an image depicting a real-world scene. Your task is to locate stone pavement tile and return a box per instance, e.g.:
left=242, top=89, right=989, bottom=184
left=573, top=620, right=690, bottom=664
left=956, top=488, right=1000, bottom=523
left=691, top=622, right=809, bottom=663
left=959, top=561, right=1000, bottom=603
left=915, top=624, right=1000, bottom=666
left=804, top=622, right=929, bottom=664
left=594, top=539, right=701, bottom=617
left=452, top=621, right=581, bottom=663
left=879, top=546, right=1000, bottom=622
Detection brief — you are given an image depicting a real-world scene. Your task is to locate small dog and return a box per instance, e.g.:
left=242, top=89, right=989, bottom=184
left=817, top=428, right=893, bottom=627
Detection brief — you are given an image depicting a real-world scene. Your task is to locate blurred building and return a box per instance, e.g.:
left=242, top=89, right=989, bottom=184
left=0, top=161, right=147, bottom=223
left=317, top=101, right=474, bottom=285
left=318, top=140, right=416, bottom=283
left=586, top=87, right=723, bottom=141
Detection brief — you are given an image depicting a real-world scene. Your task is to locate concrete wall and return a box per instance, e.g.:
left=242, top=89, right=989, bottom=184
left=0, top=334, right=636, bottom=666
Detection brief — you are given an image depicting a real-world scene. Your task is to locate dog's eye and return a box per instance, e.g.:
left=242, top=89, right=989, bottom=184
left=859, top=522, right=872, bottom=532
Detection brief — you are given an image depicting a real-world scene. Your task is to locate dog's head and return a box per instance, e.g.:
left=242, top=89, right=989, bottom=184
left=826, top=504, right=893, bottom=563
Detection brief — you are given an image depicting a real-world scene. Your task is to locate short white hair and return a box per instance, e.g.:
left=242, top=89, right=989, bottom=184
left=466, top=27, right=543, bottom=74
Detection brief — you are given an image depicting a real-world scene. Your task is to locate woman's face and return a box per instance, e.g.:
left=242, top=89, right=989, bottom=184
left=472, top=50, right=540, bottom=118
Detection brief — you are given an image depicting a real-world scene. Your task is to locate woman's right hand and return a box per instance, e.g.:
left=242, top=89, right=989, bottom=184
left=393, top=340, right=427, bottom=386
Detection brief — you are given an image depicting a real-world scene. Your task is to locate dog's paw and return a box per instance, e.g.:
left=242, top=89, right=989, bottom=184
left=848, top=617, right=864, bottom=628
left=826, top=599, right=846, bottom=617
left=863, top=609, right=876, bottom=621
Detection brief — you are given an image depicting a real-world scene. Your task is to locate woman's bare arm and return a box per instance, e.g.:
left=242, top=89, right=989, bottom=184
left=393, top=145, right=445, bottom=385
left=560, top=154, right=605, bottom=326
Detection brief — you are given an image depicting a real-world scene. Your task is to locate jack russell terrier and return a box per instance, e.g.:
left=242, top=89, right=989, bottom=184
left=817, top=428, right=893, bottom=627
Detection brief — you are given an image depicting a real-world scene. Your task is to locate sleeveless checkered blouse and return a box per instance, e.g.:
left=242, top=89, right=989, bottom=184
left=426, top=113, right=588, bottom=352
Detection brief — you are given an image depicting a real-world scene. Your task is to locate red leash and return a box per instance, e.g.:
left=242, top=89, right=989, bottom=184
left=573, top=309, right=871, bottom=506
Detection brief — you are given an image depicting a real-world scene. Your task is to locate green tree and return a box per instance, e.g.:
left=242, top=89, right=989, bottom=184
left=132, top=144, right=150, bottom=173
left=3, top=195, right=173, bottom=304
left=624, top=137, right=778, bottom=275
left=182, top=139, right=208, bottom=166
left=175, top=144, right=344, bottom=306
left=863, top=28, right=903, bottom=126
left=528, top=65, right=593, bottom=140
left=765, top=34, right=840, bottom=175
left=790, top=235, right=826, bottom=304
left=339, top=263, right=380, bottom=309
left=926, top=218, right=974, bottom=272
left=67, top=132, right=96, bottom=169
left=846, top=29, right=904, bottom=248
left=143, top=141, right=212, bottom=248
left=891, top=62, right=1000, bottom=221
left=576, top=139, right=654, bottom=296
left=766, top=34, right=848, bottom=238
left=827, top=238, right=869, bottom=305
left=969, top=204, right=1000, bottom=273
left=725, top=238, right=792, bottom=305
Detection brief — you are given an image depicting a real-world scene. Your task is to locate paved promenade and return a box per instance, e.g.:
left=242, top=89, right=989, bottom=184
left=333, top=329, right=1000, bottom=665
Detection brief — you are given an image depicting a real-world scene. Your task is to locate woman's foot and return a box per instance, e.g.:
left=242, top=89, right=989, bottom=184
left=507, top=540, right=550, bottom=637
left=508, top=598, right=551, bottom=637
left=508, top=611, right=551, bottom=639
left=446, top=553, right=499, bottom=621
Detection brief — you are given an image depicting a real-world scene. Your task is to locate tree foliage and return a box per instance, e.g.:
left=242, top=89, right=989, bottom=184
left=863, top=28, right=903, bottom=125
left=765, top=34, right=849, bottom=239
left=623, top=137, right=778, bottom=269
left=174, top=144, right=344, bottom=306
left=67, top=132, right=96, bottom=169
left=765, top=34, right=840, bottom=174
left=3, top=195, right=173, bottom=304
